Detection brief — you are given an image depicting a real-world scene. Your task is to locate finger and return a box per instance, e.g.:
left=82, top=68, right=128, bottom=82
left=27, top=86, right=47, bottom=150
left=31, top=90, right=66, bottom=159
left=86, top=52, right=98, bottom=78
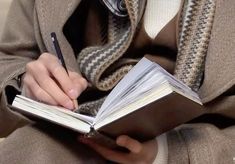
left=116, top=135, right=143, bottom=154
left=23, top=74, right=58, bottom=105
left=69, top=71, right=88, bottom=89
left=81, top=139, right=129, bottom=164
left=25, top=59, right=74, bottom=109
left=39, top=53, right=79, bottom=99
left=27, top=60, right=74, bottom=109
left=69, top=72, right=88, bottom=95
left=36, top=75, right=74, bottom=109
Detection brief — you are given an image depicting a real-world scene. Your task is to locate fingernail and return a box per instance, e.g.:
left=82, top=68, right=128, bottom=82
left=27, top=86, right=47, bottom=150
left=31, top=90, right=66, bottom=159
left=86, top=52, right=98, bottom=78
left=68, top=89, right=78, bottom=99
left=65, top=101, right=74, bottom=109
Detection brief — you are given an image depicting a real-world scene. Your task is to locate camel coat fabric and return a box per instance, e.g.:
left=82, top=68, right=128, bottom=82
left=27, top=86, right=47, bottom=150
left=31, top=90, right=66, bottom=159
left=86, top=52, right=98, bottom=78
left=0, top=0, right=235, bottom=163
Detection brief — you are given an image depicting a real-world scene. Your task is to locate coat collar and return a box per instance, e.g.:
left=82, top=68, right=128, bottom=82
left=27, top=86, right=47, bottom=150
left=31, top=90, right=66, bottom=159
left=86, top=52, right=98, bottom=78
left=35, top=0, right=82, bottom=72
left=35, top=0, right=147, bottom=74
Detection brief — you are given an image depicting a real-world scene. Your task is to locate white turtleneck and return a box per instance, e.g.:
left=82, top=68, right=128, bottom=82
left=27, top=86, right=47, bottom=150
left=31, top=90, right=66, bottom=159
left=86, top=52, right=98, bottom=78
left=144, top=0, right=182, bottom=39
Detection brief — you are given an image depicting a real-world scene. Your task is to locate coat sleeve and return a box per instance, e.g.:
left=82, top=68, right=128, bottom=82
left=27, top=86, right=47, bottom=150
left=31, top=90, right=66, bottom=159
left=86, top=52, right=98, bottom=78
left=0, top=0, right=41, bottom=137
left=167, top=123, right=235, bottom=164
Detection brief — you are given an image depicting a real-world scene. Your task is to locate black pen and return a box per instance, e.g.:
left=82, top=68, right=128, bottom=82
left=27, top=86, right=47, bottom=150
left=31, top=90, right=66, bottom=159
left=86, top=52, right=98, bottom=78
left=50, top=32, right=79, bottom=110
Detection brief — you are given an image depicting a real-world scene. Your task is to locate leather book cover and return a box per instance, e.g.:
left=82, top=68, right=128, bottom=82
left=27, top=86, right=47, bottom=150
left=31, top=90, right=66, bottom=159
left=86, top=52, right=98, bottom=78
left=96, top=91, right=204, bottom=142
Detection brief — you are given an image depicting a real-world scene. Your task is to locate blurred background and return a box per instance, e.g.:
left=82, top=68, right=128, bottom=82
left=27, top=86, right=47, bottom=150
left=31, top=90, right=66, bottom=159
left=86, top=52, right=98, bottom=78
left=0, top=0, right=12, bottom=36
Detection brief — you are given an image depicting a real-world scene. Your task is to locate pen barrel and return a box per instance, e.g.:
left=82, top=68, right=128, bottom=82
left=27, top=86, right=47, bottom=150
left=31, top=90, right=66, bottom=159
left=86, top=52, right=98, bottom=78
left=51, top=32, right=68, bottom=74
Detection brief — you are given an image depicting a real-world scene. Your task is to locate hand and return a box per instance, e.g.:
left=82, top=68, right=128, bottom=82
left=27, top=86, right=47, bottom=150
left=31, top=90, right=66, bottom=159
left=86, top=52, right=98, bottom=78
left=79, top=135, right=158, bottom=164
left=22, top=53, right=88, bottom=109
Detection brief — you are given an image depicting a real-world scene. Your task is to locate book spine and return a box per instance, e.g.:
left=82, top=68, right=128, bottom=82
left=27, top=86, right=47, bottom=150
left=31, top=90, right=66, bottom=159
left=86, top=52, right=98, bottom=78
left=86, top=127, right=118, bottom=149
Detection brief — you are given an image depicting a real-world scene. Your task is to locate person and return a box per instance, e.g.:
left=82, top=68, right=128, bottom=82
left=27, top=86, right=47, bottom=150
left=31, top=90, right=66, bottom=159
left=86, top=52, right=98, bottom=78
left=0, top=0, right=234, bottom=163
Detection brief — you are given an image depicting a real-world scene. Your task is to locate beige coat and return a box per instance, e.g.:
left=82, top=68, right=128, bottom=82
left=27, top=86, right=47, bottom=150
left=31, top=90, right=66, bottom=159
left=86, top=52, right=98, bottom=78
left=0, top=0, right=235, bottom=163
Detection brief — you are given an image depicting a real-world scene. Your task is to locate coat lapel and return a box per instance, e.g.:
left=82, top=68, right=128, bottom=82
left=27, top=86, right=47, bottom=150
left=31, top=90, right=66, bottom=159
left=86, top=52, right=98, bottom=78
left=35, top=0, right=81, bottom=72
left=35, top=0, right=147, bottom=75
left=199, top=0, right=235, bottom=103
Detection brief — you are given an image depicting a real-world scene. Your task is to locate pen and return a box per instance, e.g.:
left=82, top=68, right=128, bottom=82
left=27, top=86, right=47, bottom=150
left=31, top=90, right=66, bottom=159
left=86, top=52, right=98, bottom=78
left=50, top=32, right=79, bottom=110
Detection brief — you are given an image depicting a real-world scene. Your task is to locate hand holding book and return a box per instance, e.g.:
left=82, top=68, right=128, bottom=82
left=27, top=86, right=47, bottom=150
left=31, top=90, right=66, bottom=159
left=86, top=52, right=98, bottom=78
left=79, top=134, right=158, bottom=163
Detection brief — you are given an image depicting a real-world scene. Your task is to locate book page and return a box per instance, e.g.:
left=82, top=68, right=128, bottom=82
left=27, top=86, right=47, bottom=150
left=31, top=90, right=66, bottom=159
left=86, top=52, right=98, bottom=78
left=96, top=58, right=155, bottom=120
left=97, top=70, right=167, bottom=121
left=94, top=57, right=202, bottom=127
left=94, top=84, right=173, bottom=129
left=13, top=95, right=92, bottom=133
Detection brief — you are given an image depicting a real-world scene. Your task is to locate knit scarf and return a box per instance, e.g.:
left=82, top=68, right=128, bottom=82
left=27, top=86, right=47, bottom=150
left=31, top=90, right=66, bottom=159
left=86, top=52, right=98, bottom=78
left=75, top=0, right=216, bottom=116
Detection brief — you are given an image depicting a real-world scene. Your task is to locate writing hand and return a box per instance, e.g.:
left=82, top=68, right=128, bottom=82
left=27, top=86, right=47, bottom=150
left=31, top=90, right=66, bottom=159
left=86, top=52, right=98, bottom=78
left=22, top=53, right=87, bottom=109
left=80, top=135, right=158, bottom=164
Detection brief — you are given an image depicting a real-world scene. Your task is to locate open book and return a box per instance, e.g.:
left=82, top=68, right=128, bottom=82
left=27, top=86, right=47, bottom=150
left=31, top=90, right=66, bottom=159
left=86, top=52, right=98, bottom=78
left=12, top=58, right=204, bottom=144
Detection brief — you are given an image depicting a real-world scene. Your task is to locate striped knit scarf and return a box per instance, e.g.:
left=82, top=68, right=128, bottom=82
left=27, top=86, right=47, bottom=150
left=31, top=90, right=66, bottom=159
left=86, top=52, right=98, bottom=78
left=174, top=0, right=216, bottom=91
left=75, top=0, right=216, bottom=116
